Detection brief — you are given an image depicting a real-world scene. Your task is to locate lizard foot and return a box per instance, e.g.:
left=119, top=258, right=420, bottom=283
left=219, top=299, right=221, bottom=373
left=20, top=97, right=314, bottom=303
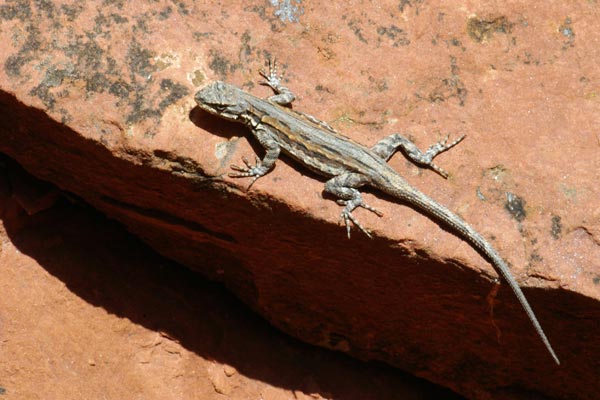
left=424, top=134, right=466, bottom=178
left=340, top=209, right=372, bottom=239
left=259, top=58, right=284, bottom=90
left=337, top=199, right=383, bottom=239
left=229, top=156, right=268, bottom=189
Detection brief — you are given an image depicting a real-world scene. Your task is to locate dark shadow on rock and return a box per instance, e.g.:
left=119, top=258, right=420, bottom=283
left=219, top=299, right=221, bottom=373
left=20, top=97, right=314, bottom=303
left=0, top=154, right=463, bottom=400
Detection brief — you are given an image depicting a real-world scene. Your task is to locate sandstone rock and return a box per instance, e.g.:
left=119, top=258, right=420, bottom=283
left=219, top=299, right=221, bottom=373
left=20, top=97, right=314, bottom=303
left=1, top=1, right=599, bottom=399
left=0, top=155, right=460, bottom=399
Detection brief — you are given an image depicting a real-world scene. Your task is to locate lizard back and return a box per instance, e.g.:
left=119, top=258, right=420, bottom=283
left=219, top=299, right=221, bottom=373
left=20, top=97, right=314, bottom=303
left=241, top=91, right=396, bottom=179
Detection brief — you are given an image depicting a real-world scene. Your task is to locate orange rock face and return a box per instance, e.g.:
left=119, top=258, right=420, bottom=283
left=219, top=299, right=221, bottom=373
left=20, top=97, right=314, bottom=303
left=0, top=157, right=461, bottom=399
left=1, top=1, right=599, bottom=399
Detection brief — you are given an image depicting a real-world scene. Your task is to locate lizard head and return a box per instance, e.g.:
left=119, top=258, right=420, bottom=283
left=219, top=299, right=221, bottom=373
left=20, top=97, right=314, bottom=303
left=195, top=81, right=249, bottom=122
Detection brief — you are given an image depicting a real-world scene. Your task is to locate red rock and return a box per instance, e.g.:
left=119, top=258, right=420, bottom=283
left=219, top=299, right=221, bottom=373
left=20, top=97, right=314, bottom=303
left=1, top=1, right=599, bottom=399
left=0, top=156, right=460, bottom=399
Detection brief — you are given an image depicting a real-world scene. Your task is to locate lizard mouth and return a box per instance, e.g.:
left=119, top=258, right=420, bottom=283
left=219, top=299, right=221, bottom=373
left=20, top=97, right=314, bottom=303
left=202, top=104, right=239, bottom=121
left=215, top=104, right=239, bottom=119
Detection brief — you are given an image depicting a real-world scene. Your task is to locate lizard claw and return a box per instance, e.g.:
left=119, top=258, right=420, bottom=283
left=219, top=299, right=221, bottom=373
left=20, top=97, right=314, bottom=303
left=230, top=156, right=260, bottom=174
left=360, top=202, right=383, bottom=217
left=339, top=209, right=373, bottom=239
left=336, top=197, right=381, bottom=238
left=424, top=134, right=466, bottom=179
left=229, top=155, right=267, bottom=189
left=335, top=199, right=383, bottom=218
left=259, top=58, right=284, bottom=89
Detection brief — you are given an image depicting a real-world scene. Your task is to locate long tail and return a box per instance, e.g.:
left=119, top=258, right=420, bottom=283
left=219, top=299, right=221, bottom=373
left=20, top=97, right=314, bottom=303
left=387, top=180, right=560, bottom=365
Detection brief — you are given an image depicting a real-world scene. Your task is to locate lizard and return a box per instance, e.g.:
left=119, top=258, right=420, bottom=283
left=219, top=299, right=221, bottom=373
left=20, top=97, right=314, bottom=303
left=194, top=58, right=560, bottom=365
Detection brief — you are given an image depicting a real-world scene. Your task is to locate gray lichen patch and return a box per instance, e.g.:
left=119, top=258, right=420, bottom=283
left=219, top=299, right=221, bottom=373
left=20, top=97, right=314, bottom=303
left=504, top=192, right=527, bottom=222
left=2, top=1, right=188, bottom=126
left=551, top=215, right=562, bottom=239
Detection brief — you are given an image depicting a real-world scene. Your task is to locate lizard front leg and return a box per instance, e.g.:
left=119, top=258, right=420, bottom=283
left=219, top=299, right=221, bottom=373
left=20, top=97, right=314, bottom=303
left=371, top=133, right=465, bottom=178
left=324, top=173, right=383, bottom=238
left=230, top=126, right=281, bottom=189
left=259, top=59, right=337, bottom=133
left=259, top=58, right=296, bottom=106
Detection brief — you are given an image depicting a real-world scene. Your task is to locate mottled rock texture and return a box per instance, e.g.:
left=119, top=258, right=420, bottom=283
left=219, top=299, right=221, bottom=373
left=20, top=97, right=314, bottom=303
left=1, top=1, right=599, bottom=399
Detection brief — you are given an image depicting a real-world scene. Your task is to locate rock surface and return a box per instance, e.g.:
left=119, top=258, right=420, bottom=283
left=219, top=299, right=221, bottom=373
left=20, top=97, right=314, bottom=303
left=1, top=1, right=599, bottom=399
left=0, top=155, right=462, bottom=399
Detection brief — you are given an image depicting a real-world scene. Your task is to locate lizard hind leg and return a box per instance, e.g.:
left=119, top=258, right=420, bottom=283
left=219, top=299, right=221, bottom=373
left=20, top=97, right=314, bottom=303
left=324, top=173, right=383, bottom=239
left=370, top=133, right=465, bottom=178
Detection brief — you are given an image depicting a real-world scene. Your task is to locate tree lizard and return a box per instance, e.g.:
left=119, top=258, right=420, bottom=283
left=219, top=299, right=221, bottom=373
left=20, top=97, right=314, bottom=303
left=194, top=59, right=560, bottom=365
